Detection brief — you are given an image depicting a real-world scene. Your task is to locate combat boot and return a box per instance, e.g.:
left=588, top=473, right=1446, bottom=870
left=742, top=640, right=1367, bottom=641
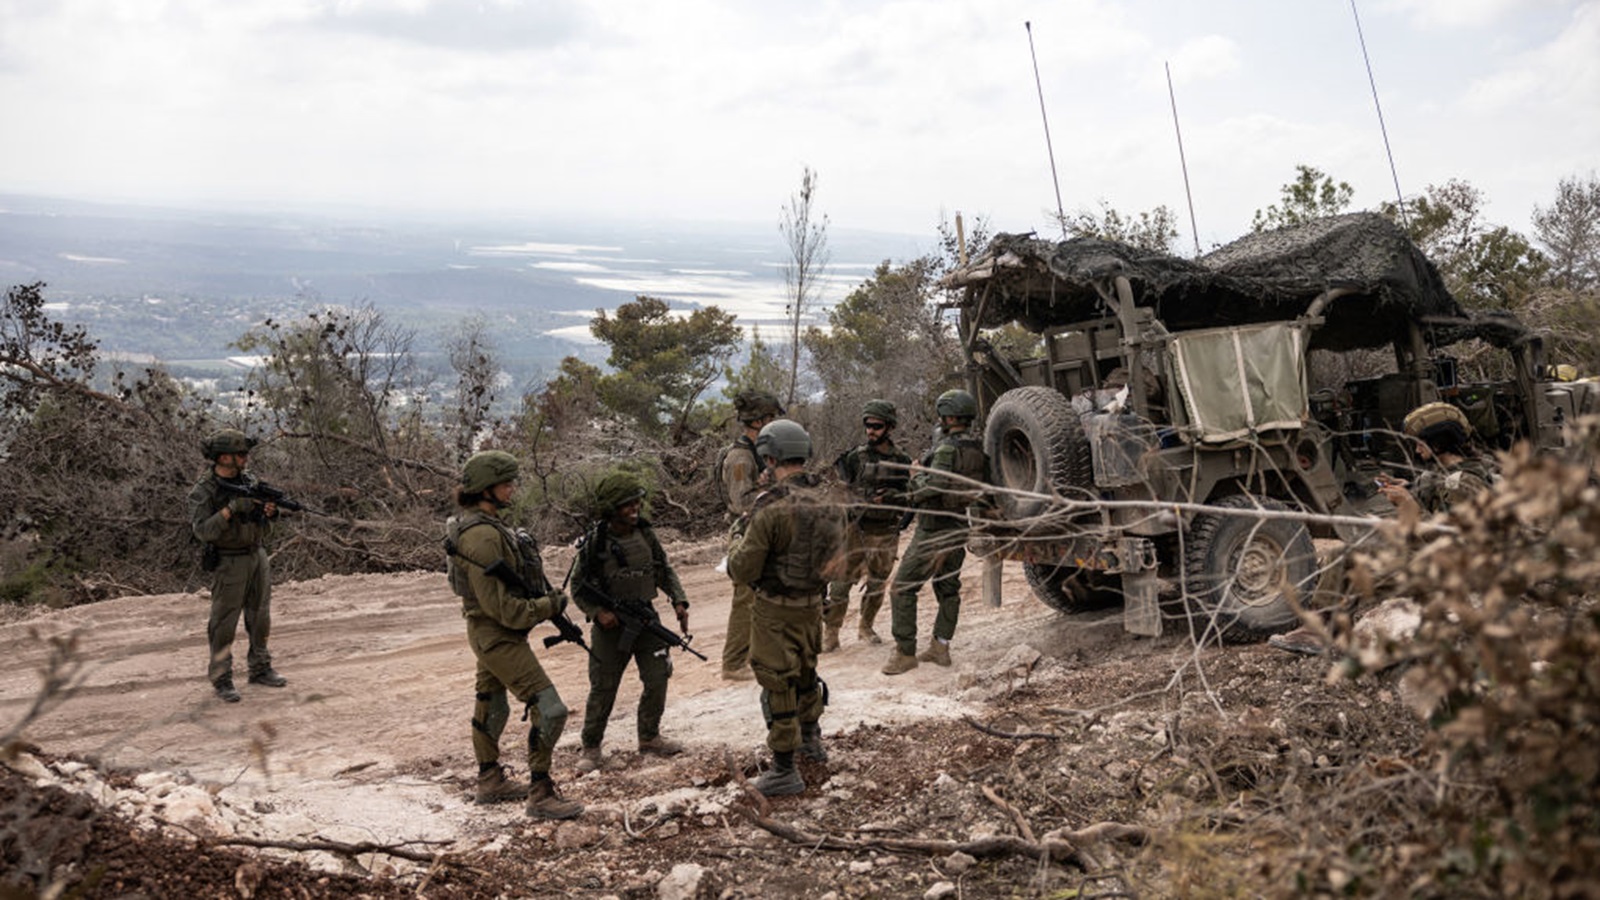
left=752, top=751, right=806, bottom=796
left=474, top=764, right=529, bottom=804
left=248, top=668, right=288, bottom=687
left=574, top=746, right=603, bottom=774
left=525, top=777, right=583, bottom=820
left=638, top=735, right=684, bottom=757
left=213, top=675, right=241, bottom=703
left=821, top=625, right=841, bottom=653
left=918, top=639, right=952, bottom=667
left=798, top=722, right=828, bottom=763
left=881, top=648, right=919, bottom=676
left=857, top=623, right=883, bottom=645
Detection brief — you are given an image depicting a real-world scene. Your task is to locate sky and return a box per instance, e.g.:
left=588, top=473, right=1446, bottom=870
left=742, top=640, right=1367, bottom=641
left=2, top=0, right=1595, bottom=251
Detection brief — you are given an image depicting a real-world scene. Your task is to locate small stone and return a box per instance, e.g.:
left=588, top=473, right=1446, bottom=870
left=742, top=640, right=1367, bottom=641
left=655, top=820, right=681, bottom=839
left=849, top=861, right=874, bottom=875
left=925, top=881, right=957, bottom=899
left=554, top=823, right=603, bottom=850
left=657, top=863, right=706, bottom=900
left=943, top=851, right=977, bottom=874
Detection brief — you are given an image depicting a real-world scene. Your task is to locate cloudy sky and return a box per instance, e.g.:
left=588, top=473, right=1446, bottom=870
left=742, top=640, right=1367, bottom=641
left=2, top=0, right=1594, bottom=249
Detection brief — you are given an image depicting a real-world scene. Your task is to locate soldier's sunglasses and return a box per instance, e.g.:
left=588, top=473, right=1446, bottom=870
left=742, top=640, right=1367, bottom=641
left=863, top=420, right=889, bottom=431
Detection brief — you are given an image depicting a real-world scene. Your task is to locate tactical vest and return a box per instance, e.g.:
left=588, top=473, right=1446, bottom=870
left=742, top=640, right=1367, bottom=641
left=752, top=476, right=846, bottom=597
left=836, top=442, right=911, bottom=529
left=586, top=524, right=658, bottom=604
left=714, top=436, right=763, bottom=513
left=1414, top=457, right=1496, bottom=514
left=444, top=513, right=542, bottom=600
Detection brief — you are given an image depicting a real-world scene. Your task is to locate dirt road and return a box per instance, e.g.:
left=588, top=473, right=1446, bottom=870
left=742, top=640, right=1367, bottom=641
left=0, top=537, right=1132, bottom=852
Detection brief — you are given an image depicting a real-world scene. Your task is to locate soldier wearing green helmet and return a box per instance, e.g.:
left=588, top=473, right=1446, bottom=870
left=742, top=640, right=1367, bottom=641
left=822, top=399, right=911, bottom=651
left=446, top=450, right=583, bottom=819
left=716, top=389, right=786, bottom=681
left=570, top=471, right=691, bottom=774
left=727, top=418, right=847, bottom=796
left=189, top=428, right=287, bottom=703
left=882, top=389, right=992, bottom=676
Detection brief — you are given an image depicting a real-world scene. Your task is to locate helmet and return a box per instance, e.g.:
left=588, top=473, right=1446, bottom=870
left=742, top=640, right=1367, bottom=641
left=734, top=390, right=785, bottom=424
left=755, top=418, right=813, bottom=463
left=1402, top=402, right=1471, bottom=439
left=861, top=399, right=898, bottom=426
left=203, top=429, right=256, bottom=460
left=460, top=450, right=520, bottom=494
left=593, top=471, right=647, bottom=514
left=935, top=389, right=978, bottom=419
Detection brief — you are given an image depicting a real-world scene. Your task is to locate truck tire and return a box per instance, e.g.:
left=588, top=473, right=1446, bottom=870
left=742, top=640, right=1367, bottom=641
left=1023, top=562, right=1122, bottom=614
left=1182, top=495, right=1315, bottom=643
left=984, top=386, right=1094, bottom=519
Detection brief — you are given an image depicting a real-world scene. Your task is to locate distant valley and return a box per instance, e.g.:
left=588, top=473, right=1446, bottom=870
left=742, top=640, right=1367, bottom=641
left=0, top=194, right=930, bottom=393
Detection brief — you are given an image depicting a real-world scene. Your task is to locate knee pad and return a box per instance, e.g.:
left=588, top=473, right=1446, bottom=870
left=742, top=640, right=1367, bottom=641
left=533, top=686, right=569, bottom=732
left=474, top=689, right=509, bottom=738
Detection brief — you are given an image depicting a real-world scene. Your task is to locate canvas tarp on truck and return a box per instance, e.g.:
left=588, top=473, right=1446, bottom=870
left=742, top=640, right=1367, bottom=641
left=1168, top=322, right=1310, bottom=443
left=945, top=212, right=1523, bottom=352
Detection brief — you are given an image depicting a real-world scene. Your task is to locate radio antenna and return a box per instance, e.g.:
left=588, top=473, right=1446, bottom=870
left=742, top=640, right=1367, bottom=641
left=1025, top=21, right=1068, bottom=236
left=1349, top=0, right=1409, bottom=228
left=1165, top=62, right=1202, bottom=257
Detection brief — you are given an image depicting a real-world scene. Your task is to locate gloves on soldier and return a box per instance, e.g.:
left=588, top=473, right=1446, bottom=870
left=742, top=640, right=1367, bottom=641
left=227, top=497, right=257, bottom=516
left=535, top=588, right=569, bottom=622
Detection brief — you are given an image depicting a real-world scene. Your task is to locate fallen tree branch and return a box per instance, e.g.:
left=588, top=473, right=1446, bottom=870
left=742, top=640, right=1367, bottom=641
left=202, top=833, right=458, bottom=866
left=962, top=715, right=1060, bottom=741
left=980, top=785, right=1036, bottom=842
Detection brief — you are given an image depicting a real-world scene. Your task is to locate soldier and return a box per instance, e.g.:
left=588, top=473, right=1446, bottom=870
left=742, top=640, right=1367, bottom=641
left=445, top=451, right=582, bottom=819
left=717, top=390, right=785, bottom=681
left=189, top=429, right=287, bottom=703
left=727, top=419, right=846, bottom=796
left=822, top=399, right=912, bottom=652
left=882, top=390, right=992, bottom=675
left=571, top=472, right=691, bottom=774
left=1270, top=401, right=1497, bottom=656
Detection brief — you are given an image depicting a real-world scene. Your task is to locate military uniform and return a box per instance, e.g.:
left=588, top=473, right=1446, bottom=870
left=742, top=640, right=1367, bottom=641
left=448, top=510, right=569, bottom=784
left=573, top=518, right=688, bottom=753
left=1412, top=457, right=1496, bottom=514
left=887, top=425, right=991, bottom=660
left=824, top=440, right=911, bottom=638
left=719, top=433, right=766, bottom=675
left=190, top=472, right=276, bottom=686
left=727, top=472, right=842, bottom=762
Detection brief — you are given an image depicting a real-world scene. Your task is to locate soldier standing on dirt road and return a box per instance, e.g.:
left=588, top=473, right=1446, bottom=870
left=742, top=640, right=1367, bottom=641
left=189, top=429, right=288, bottom=704
left=882, top=390, right=992, bottom=676
left=571, top=472, right=691, bottom=774
left=1270, top=401, right=1498, bottom=656
left=727, top=419, right=846, bottom=796
left=445, top=451, right=583, bottom=820
left=717, top=390, right=785, bottom=681
left=822, top=399, right=911, bottom=652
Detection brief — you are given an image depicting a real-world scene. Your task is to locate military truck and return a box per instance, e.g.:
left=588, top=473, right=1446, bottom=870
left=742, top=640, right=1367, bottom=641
left=943, top=212, right=1599, bottom=642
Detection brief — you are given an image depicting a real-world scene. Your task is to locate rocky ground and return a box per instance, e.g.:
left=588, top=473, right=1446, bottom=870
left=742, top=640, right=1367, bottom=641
left=1, top=536, right=1418, bottom=898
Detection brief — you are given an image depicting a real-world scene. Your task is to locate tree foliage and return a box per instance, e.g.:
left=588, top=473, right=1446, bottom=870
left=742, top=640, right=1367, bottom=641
left=1251, top=164, right=1355, bottom=233
left=1532, top=172, right=1600, bottom=291
left=1382, top=179, right=1549, bottom=309
left=444, top=314, right=499, bottom=463
left=1062, top=201, right=1179, bottom=254
left=589, top=295, right=741, bottom=443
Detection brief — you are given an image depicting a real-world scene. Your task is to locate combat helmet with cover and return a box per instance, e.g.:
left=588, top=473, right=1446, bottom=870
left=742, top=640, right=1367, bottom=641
left=1402, top=401, right=1471, bottom=439
left=203, top=428, right=256, bottom=460
left=861, top=399, right=897, bottom=426
left=756, top=418, right=813, bottom=464
left=593, top=471, right=648, bottom=516
left=460, top=450, right=519, bottom=495
left=935, top=389, right=978, bottom=420
left=733, top=390, right=785, bottom=425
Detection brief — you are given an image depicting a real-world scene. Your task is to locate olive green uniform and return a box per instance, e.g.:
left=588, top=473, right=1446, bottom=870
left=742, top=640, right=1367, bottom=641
left=824, top=441, right=911, bottom=632
left=727, top=473, right=840, bottom=753
left=572, top=520, right=687, bottom=750
left=888, top=427, right=991, bottom=656
left=190, top=473, right=276, bottom=684
left=719, top=436, right=765, bottom=672
left=1412, top=457, right=1496, bottom=514
left=449, top=510, right=569, bottom=778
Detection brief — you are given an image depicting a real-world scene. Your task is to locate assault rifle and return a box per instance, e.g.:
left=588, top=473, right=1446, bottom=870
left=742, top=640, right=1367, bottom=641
left=574, top=575, right=707, bottom=661
left=218, top=478, right=328, bottom=516
left=479, top=557, right=592, bottom=656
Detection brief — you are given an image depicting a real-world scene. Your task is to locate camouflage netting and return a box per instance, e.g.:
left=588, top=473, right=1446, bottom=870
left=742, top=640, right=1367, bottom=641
left=945, top=213, right=1525, bottom=352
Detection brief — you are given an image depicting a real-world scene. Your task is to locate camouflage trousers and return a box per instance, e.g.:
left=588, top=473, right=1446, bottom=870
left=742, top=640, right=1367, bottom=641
left=205, top=547, right=273, bottom=683
left=823, top=526, right=898, bottom=631
left=722, top=580, right=756, bottom=672
left=466, top=616, right=567, bottom=776
left=888, top=526, right=967, bottom=656
left=580, top=622, right=672, bottom=749
left=750, top=594, right=824, bottom=754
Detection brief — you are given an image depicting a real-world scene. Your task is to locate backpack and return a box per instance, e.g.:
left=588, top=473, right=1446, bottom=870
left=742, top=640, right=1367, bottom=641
left=754, top=476, right=848, bottom=596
